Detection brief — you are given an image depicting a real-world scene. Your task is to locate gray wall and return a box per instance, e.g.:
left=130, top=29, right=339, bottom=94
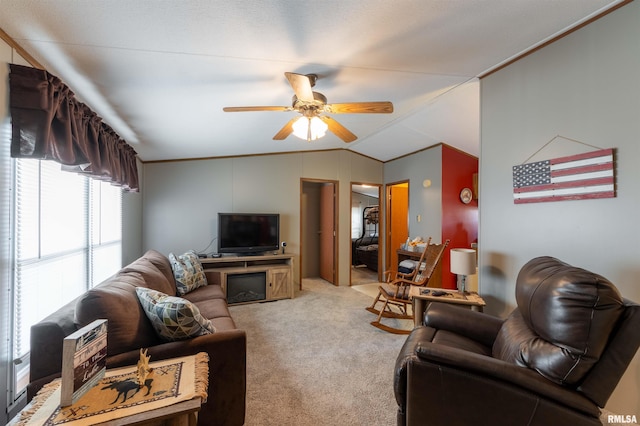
left=122, top=162, right=143, bottom=265
left=384, top=145, right=443, bottom=244
left=142, top=151, right=383, bottom=287
left=479, top=1, right=640, bottom=414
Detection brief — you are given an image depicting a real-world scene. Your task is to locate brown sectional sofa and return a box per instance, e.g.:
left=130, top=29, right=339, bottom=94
left=28, top=249, right=246, bottom=426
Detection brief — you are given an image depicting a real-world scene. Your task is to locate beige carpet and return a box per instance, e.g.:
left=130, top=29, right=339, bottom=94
left=350, top=266, right=379, bottom=286
left=351, top=282, right=381, bottom=299
left=229, top=278, right=627, bottom=426
left=229, top=278, right=409, bottom=426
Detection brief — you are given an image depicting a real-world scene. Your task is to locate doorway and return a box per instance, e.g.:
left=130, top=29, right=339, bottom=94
left=386, top=181, right=409, bottom=272
left=350, top=183, right=382, bottom=286
left=300, top=179, right=338, bottom=288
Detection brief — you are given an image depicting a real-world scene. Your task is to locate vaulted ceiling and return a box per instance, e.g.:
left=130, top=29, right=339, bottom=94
left=0, top=0, right=624, bottom=162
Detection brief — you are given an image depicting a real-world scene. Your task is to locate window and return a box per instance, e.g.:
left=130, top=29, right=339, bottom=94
left=352, top=202, right=363, bottom=238
left=9, top=159, right=122, bottom=404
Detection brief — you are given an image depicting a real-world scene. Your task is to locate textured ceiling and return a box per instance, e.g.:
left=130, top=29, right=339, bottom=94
left=0, top=0, right=624, bottom=162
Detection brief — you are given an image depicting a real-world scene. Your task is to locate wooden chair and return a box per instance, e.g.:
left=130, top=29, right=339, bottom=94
left=366, top=238, right=431, bottom=318
left=367, top=239, right=449, bottom=334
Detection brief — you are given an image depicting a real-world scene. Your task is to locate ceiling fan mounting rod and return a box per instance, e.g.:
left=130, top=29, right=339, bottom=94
left=292, top=92, right=327, bottom=113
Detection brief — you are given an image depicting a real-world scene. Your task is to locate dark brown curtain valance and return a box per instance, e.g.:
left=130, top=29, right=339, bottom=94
left=8, top=63, right=138, bottom=191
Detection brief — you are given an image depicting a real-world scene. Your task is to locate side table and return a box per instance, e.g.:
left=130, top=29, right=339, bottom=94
left=12, top=353, right=208, bottom=426
left=410, top=287, right=486, bottom=327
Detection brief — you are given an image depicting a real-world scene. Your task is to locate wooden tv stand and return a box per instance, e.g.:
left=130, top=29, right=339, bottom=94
left=200, top=254, right=294, bottom=304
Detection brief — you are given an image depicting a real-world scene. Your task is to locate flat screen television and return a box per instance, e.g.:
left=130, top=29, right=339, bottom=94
left=218, top=213, right=280, bottom=255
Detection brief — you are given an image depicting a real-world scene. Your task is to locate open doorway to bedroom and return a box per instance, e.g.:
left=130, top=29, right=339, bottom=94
left=350, top=183, right=382, bottom=286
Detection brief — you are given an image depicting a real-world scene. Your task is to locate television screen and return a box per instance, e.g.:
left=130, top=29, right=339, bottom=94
left=218, top=213, right=280, bottom=254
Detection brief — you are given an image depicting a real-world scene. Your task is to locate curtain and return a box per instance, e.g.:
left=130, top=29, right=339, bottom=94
left=8, top=63, right=138, bottom=191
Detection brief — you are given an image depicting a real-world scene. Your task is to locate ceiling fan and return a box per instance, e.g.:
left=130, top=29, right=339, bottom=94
left=223, top=72, right=393, bottom=143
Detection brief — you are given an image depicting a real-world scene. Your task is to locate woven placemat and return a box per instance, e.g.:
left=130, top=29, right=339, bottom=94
left=17, top=352, right=209, bottom=426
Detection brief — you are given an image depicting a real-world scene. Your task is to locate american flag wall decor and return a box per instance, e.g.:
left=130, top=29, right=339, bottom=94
left=512, top=148, right=615, bottom=204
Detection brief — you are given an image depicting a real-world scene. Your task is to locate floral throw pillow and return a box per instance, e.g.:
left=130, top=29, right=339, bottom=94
left=136, top=287, right=215, bottom=341
left=169, top=250, right=207, bottom=296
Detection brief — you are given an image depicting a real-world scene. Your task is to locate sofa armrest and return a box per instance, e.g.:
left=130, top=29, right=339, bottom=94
left=28, top=298, right=79, bottom=388
left=106, top=329, right=246, bottom=366
left=423, top=302, right=504, bottom=347
left=414, top=341, right=600, bottom=418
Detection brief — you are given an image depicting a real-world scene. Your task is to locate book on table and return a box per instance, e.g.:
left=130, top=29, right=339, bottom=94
left=60, top=319, right=108, bottom=406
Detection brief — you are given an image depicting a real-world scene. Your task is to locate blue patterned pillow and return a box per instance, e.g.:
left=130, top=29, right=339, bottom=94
left=135, top=287, right=215, bottom=341
left=169, top=250, right=207, bottom=295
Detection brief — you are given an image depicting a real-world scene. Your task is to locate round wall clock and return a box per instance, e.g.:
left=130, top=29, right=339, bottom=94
left=460, top=188, right=473, bottom=204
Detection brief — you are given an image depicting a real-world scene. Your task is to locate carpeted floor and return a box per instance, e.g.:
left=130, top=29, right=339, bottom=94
left=229, top=278, right=624, bottom=426
left=350, top=266, right=379, bottom=286
left=351, top=282, right=382, bottom=299
left=229, top=278, right=409, bottom=426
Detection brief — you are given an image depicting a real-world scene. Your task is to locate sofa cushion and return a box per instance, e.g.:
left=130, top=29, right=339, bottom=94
left=210, top=316, right=238, bottom=332
left=182, top=284, right=226, bottom=303
left=193, top=297, right=233, bottom=320
left=142, top=249, right=177, bottom=293
left=75, top=273, right=160, bottom=356
left=493, top=256, right=624, bottom=386
left=136, top=287, right=215, bottom=341
left=169, top=250, right=208, bottom=296
left=120, top=255, right=176, bottom=296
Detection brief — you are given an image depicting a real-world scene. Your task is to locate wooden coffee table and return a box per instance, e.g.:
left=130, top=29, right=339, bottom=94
left=410, top=286, right=486, bottom=327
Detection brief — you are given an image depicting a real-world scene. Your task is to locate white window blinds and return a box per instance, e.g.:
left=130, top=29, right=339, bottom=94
left=11, top=159, right=122, bottom=398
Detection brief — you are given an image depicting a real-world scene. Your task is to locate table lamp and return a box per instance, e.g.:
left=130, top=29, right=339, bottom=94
left=450, top=248, right=477, bottom=294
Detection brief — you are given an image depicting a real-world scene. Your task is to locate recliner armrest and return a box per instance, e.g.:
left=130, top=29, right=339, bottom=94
left=414, top=341, right=600, bottom=417
left=394, top=327, right=435, bottom=409
left=423, top=302, right=504, bottom=347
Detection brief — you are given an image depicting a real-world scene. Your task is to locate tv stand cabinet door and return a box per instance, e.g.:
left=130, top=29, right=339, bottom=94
left=268, top=267, right=292, bottom=300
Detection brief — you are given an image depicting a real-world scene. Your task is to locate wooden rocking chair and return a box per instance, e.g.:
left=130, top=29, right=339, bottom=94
left=380, top=237, right=432, bottom=284
left=367, top=239, right=449, bottom=334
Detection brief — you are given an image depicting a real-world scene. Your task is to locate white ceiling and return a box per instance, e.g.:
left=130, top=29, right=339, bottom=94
left=352, top=184, right=380, bottom=199
left=0, top=0, right=624, bottom=162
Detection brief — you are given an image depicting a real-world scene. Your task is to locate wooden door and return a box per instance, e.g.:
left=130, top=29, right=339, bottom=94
left=319, top=183, right=336, bottom=284
left=387, top=182, right=409, bottom=271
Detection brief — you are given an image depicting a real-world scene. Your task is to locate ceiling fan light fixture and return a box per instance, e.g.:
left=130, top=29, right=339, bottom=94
left=224, top=71, right=392, bottom=143
left=292, top=116, right=328, bottom=141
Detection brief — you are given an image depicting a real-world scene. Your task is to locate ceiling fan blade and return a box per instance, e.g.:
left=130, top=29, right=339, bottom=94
left=324, top=101, right=394, bottom=114
left=285, top=72, right=314, bottom=102
left=319, top=116, right=357, bottom=143
left=273, top=117, right=298, bottom=140
left=223, top=106, right=290, bottom=112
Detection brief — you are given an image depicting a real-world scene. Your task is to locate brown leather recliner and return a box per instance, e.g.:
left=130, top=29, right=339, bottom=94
left=394, top=256, right=640, bottom=426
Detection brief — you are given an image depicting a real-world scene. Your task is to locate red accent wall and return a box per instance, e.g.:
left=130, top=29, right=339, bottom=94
left=441, top=146, right=478, bottom=289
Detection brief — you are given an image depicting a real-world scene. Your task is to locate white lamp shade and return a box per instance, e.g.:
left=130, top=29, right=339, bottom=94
left=292, top=116, right=328, bottom=141
left=450, top=248, right=477, bottom=275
